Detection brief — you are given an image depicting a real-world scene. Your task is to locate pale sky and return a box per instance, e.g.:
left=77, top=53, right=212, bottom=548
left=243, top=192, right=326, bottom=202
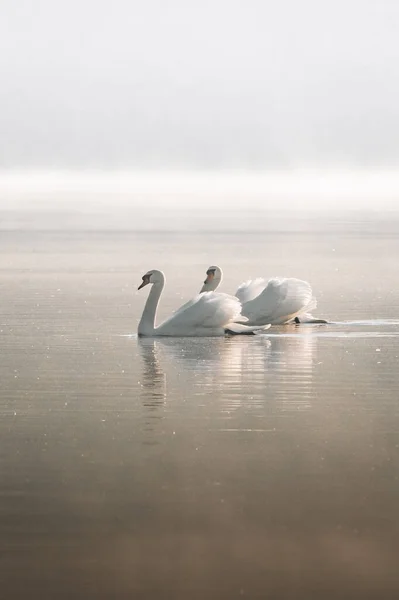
left=1, top=0, right=399, bottom=169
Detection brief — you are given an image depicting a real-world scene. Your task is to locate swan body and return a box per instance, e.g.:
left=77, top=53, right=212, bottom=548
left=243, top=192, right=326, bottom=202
left=200, top=266, right=324, bottom=326
left=137, top=270, right=270, bottom=337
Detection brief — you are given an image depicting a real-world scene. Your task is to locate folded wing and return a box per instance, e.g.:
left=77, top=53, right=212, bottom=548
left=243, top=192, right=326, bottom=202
left=241, top=277, right=314, bottom=325
left=157, top=292, right=243, bottom=335
left=235, top=278, right=269, bottom=304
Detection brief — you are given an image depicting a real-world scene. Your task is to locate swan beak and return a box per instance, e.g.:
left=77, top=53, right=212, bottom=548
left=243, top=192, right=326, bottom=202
left=203, top=270, right=215, bottom=285
left=138, top=276, right=150, bottom=290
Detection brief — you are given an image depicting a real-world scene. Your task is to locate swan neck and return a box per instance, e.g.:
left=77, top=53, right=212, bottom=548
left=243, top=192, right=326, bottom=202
left=138, top=280, right=164, bottom=335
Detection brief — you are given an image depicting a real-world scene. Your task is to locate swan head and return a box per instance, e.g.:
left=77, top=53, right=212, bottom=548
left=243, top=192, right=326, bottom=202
left=200, top=265, right=223, bottom=293
left=138, top=269, right=164, bottom=290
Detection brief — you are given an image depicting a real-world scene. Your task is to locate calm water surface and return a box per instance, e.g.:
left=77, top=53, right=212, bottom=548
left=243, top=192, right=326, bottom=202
left=1, top=217, right=399, bottom=599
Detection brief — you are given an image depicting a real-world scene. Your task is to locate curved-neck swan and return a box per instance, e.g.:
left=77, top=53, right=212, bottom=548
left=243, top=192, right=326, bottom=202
left=137, top=269, right=270, bottom=337
left=200, top=266, right=327, bottom=326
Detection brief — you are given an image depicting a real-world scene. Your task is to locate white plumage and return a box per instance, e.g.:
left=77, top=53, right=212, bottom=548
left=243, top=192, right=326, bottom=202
left=137, top=270, right=269, bottom=337
left=237, top=277, right=316, bottom=326
left=200, top=266, right=320, bottom=326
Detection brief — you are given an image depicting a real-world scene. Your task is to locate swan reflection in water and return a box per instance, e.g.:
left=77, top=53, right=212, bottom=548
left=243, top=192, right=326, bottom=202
left=139, top=337, right=167, bottom=409
left=263, top=325, right=317, bottom=412
left=138, top=328, right=317, bottom=414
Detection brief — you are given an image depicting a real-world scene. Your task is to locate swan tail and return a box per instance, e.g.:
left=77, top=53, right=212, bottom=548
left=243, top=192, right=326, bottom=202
left=225, top=322, right=271, bottom=335
left=292, top=296, right=328, bottom=324
left=233, top=315, right=249, bottom=323
left=303, top=296, right=318, bottom=313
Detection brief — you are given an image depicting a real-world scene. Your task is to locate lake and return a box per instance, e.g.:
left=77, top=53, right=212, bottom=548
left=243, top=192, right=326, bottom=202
left=1, top=211, right=399, bottom=599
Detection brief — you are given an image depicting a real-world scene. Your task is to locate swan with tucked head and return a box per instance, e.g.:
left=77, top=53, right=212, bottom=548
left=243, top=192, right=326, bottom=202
left=199, top=265, right=327, bottom=325
left=137, top=269, right=270, bottom=337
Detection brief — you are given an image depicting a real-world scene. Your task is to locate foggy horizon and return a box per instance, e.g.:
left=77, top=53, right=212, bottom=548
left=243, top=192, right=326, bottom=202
left=1, top=168, right=399, bottom=212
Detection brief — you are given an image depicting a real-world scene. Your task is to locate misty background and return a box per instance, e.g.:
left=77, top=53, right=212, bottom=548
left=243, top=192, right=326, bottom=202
left=1, top=0, right=399, bottom=212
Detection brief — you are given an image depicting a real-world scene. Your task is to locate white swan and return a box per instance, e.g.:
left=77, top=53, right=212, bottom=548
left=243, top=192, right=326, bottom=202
left=137, top=269, right=270, bottom=337
left=200, top=266, right=326, bottom=326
